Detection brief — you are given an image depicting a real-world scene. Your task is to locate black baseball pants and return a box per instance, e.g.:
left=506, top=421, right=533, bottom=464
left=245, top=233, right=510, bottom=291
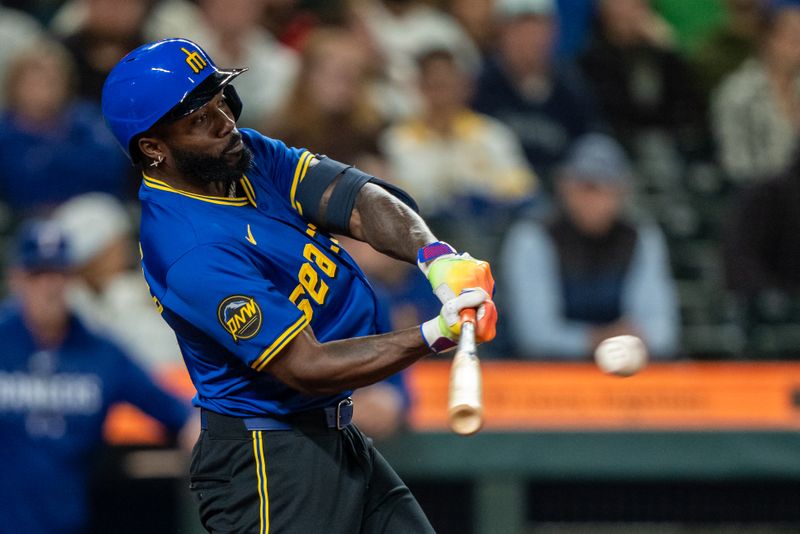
left=189, top=410, right=435, bottom=533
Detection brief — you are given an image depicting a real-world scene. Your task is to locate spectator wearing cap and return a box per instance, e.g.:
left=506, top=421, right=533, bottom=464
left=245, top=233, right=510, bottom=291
left=500, top=133, right=680, bottom=359
left=712, top=0, right=800, bottom=183
left=53, top=193, right=182, bottom=371
left=0, top=219, right=192, bottom=534
left=472, top=0, right=602, bottom=192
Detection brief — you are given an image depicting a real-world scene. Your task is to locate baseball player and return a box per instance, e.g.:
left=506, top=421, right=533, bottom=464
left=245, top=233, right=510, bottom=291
left=102, top=38, right=497, bottom=533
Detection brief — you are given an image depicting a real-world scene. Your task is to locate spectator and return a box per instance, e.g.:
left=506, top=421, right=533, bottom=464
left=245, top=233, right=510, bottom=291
left=472, top=0, right=600, bottom=191
left=381, top=48, right=537, bottom=223
left=53, top=193, right=182, bottom=371
left=0, top=4, right=42, bottom=108
left=578, top=0, right=705, bottom=154
left=60, top=0, right=153, bottom=102
left=0, top=220, right=192, bottom=533
left=712, top=1, right=800, bottom=183
left=268, top=28, right=384, bottom=165
left=357, top=0, right=481, bottom=119
left=0, top=40, right=129, bottom=214
left=723, top=154, right=800, bottom=294
left=694, top=0, right=768, bottom=100
left=501, top=133, right=680, bottom=360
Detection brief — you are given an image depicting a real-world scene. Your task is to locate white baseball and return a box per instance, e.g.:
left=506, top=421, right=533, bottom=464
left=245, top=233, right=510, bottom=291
left=594, top=335, right=648, bottom=377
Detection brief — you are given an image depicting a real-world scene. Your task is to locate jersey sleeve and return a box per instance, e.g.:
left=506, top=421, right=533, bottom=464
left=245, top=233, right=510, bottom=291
left=163, top=243, right=310, bottom=371
left=241, top=128, right=313, bottom=216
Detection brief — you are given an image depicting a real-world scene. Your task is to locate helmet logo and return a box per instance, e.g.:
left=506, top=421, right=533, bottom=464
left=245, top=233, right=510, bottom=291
left=181, top=47, right=208, bottom=74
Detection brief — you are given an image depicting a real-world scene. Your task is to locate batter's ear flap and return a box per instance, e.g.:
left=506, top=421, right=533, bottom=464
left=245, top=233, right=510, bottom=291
left=367, top=177, right=420, bottom=214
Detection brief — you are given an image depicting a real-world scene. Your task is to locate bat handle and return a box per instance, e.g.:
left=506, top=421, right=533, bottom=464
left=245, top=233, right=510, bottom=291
left=460, top=307, right=477, bottom=326
left=448, top=307, right=482, bottom=436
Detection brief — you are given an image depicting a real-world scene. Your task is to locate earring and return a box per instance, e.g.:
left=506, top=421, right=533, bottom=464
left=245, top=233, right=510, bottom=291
left=150, top=156, right=164, bottom=167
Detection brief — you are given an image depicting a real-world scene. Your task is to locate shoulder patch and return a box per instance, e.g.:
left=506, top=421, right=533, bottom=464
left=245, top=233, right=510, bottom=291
left=218, top=295, right=263, bottom=342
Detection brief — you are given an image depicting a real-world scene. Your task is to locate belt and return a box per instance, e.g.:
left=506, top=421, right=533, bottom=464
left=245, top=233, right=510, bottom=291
left=201, top=397, right=354, bottom=433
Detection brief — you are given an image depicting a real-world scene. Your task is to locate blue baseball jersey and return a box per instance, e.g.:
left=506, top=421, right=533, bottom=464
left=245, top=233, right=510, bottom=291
left=139, top=128, right=383, bottom=417
left=0, top=303, right=190, bottom=534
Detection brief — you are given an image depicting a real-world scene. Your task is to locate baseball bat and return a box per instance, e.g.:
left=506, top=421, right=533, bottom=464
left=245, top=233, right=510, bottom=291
left=447, top=308, right=483, bottom=436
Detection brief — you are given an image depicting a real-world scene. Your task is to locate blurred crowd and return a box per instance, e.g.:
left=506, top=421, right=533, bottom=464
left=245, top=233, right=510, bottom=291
left=2, top=0, right=800, bottom=365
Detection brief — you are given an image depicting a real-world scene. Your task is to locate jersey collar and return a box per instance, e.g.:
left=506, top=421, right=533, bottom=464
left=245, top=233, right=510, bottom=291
left=142, top=173, right=257, bottom=208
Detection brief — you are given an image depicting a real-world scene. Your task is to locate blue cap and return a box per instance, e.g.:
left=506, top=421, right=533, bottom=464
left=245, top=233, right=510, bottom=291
left=14, top=220, right=70, bottom=271
left=101, top=38, right=246, bottom=159
left=557, top=133, right=633, bottom=184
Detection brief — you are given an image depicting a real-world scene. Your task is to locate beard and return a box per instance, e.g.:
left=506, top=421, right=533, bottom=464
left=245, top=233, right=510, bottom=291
left=169, top=137, right=253, bottom=187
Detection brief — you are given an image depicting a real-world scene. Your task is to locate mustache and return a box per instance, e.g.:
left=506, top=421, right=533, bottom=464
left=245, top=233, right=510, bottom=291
left=224, top=133, right=243, bottom=153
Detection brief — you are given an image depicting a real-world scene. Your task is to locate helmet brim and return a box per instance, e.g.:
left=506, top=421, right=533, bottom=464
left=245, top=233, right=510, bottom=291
left=159, top=67, right=248, bottom=124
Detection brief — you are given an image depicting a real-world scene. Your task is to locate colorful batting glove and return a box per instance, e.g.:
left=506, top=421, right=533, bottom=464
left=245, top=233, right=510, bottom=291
left=420, top=288, right=498, bottom=352
left=418, top=242, right=495, bottom=304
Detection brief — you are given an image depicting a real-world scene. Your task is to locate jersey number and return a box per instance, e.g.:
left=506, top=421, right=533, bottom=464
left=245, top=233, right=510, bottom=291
left=289, top=244, right=337, bottom=320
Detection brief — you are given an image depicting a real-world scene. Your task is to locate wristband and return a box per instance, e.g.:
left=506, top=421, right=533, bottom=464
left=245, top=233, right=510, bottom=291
left=417, top=241, right=456, bottom=276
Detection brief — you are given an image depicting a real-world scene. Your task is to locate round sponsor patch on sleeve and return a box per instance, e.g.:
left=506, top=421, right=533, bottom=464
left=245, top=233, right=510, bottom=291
left=217, top=295, right=263, bottom=342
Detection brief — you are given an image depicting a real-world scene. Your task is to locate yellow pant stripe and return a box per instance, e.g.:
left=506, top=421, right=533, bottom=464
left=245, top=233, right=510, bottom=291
left=252, top=431, right=270, bottom=533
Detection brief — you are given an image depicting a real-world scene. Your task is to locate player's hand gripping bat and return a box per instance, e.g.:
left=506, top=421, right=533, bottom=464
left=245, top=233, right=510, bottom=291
left=447, top=308, right=483, bottom=436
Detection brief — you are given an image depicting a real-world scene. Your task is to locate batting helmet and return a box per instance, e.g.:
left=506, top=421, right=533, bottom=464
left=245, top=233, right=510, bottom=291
left=101, top=38, right=246, bottom=160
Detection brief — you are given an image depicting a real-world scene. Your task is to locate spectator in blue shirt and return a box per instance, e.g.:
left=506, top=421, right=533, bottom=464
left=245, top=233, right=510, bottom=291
left=500, top=133, right=680, bottom=359
left=0, top=40, right=130, bottom=215
left=0, top=220, right=192, bottom=534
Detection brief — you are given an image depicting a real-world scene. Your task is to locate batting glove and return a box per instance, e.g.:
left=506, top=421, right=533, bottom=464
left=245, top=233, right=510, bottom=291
left=417, top=242, right=495, bottom=304
left=421, top=288, right=498, bottom=352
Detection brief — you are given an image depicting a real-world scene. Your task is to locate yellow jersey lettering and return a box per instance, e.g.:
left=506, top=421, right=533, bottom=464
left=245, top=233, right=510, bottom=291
left=289, top=285, right=305, bottom=304
left=298, top=263, right=328, bottom=304
left=181, top=47, right=208, bottom=74
left=303, top=243, right=337, bottom=277
left=290, top=244, right=338, bottom=320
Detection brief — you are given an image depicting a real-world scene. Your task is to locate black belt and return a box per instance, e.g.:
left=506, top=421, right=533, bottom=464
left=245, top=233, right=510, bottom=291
left=201, top=397, right=353, bottom=433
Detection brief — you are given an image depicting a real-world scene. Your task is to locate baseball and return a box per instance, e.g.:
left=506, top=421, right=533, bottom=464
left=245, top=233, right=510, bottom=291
left=594, top=335, right=648, bottom=377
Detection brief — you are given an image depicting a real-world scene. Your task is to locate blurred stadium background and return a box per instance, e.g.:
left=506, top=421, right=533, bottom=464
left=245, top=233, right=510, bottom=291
left=2, top=0, right=800, bottom=532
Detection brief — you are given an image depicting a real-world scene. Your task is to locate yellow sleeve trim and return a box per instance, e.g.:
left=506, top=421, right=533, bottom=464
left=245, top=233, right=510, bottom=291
left=251, top=314, right=310, bottom=371
left=289, top=151, right=313, bottom=212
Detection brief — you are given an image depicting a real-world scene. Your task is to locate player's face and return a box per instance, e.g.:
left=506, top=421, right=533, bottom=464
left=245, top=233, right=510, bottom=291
left=559, top=178, right=624, bottom=236
left=161, top=91, right=253, bottom=185
left=11, top=269, right=70, bottom=326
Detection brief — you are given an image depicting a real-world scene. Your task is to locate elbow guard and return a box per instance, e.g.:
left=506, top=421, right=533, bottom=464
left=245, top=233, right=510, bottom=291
left=295, top=156, right=419, bottom=234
